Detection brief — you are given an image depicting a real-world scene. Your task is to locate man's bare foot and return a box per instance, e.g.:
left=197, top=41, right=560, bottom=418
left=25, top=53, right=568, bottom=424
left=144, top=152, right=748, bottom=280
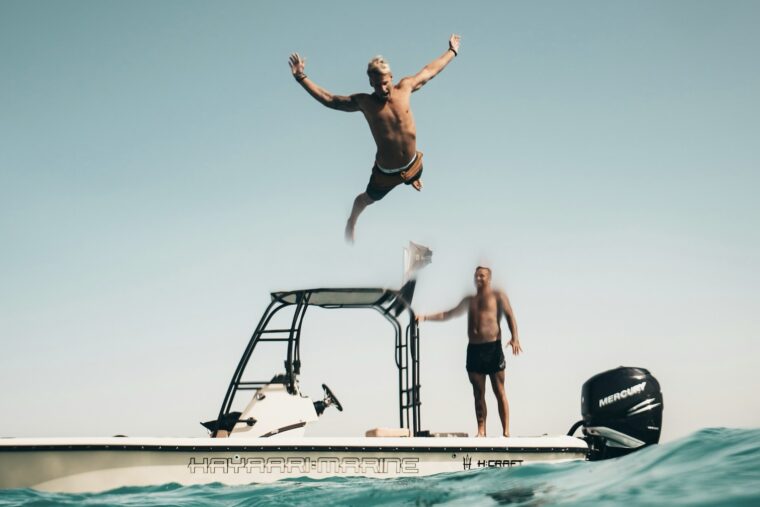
left=503, top=433, right=510, bottom=437
left=412, top=179, right=423, bottom=191
left=344, top=220, right=356, bottom=244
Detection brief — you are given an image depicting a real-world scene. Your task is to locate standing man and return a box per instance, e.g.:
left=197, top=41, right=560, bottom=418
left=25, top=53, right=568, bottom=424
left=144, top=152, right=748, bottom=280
left=288, top=34, right=461, bottom=243
left=417, top=267, right=522, bottom=437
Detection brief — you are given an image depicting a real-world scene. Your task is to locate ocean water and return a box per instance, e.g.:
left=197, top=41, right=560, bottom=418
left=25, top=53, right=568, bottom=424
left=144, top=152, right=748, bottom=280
left=1, top=428, right=758, bottom=506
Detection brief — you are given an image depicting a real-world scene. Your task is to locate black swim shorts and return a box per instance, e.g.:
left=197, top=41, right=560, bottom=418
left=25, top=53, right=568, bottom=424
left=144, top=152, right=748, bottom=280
left=466, top=340, right=506, bottom=374
left=365, top=156, right=424, bottom=201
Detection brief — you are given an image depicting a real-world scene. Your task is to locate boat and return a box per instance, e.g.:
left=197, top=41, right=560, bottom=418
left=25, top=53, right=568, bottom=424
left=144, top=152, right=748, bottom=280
left=0, top=284, right=663, bottom=492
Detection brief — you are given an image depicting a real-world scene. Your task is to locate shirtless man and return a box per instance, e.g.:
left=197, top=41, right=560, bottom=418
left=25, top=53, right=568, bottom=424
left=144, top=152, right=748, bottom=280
left=417, top=267, right=522, bottom=437
left=288, top=34, right=461, bottom=243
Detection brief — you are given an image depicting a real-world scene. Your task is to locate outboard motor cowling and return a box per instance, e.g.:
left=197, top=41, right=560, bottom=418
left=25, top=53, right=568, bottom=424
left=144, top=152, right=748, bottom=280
left=575, top=366, right=663, bottom=460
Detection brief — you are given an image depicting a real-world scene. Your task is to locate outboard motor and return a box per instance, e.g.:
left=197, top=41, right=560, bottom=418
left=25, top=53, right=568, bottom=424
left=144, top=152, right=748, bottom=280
left=569, top=366, right=663, bottom=460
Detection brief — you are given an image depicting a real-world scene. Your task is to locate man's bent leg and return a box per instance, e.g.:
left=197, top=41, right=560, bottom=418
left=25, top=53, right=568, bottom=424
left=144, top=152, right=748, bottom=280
left=489, top=370, right=510, bottom=437
left=468, top=371, right=488, bottom=437
left=345, top=192, right=376, bottom=244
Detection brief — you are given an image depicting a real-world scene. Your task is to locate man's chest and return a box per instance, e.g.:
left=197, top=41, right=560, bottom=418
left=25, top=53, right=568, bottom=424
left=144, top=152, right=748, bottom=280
left=364, top=99, right=412, bottom=126
left=470, top=295, right=499, bottom=317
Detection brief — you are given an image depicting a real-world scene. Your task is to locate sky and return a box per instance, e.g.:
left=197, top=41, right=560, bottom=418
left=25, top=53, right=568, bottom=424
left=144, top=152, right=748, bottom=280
left=1, top=1, right=758, bottom=443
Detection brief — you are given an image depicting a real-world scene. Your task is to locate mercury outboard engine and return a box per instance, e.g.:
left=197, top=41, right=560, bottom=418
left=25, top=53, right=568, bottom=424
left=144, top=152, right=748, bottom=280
left=568, top=366, right=663, bottom=460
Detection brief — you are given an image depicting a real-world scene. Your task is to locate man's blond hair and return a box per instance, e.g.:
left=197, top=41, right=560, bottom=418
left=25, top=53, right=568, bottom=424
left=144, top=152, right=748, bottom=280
left=367, top=55, right=391, bottom=77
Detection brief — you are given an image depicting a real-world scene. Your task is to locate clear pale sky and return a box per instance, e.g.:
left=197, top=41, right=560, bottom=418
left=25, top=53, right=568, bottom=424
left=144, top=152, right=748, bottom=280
left=1, top=1, right=758, bottom=442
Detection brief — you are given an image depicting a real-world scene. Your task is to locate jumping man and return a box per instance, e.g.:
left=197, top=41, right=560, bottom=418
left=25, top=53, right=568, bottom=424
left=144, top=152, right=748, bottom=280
left=417, top=266, right=522, bottom=437
left=288, top=34, right=461, bottom=243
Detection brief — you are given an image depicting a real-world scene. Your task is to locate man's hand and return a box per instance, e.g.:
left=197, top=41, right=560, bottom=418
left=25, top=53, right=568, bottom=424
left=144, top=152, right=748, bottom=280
left=507, top=338, right=522, bottom=356
left=288, top=53, right=306, bottom=79
left=449, top=34, right=461, bottom=55
left=416, top=314, right=426, bottom=323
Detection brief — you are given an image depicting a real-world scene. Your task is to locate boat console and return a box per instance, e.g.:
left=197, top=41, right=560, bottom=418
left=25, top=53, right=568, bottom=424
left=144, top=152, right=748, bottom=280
left=203, top=283, right=424, bottom=438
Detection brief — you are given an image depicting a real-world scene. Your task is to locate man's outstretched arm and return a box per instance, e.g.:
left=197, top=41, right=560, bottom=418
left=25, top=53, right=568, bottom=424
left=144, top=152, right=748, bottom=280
left=499, top=291, right=522, bottom=355
left=403, top=34, right=461, bottom=92
left=288, top=53, right=361, bottom=112
left=417, top=296, right=469, bottom=323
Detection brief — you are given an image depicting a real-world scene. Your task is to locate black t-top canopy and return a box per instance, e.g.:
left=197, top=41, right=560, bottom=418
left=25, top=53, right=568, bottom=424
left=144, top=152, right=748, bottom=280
left=272, top=288, right=399, bottom=309
left=215, top=282, right=422, bottom=435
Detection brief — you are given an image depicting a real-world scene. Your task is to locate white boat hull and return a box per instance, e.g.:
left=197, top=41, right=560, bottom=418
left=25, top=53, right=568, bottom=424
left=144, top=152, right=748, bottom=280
left=0, top=436, right=587, bottom=493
